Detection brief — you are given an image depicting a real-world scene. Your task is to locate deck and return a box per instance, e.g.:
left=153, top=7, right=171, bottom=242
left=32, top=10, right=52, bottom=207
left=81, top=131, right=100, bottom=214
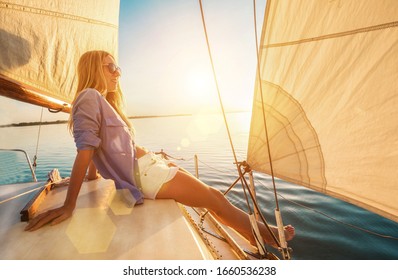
left=0, top=178, right=209, bottom=259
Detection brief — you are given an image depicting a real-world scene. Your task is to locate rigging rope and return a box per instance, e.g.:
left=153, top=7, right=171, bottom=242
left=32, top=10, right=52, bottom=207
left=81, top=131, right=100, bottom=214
left=252, top=0, right=291, bottom=259
left=197, top=2, right=238, bottom=166
left=155, top=149, right=192, bottom=161
left=198, top=0, right=252, bottom=210
left=198, top=0, right=281, bottom=251
left=252, top=0, right=281, bottom=211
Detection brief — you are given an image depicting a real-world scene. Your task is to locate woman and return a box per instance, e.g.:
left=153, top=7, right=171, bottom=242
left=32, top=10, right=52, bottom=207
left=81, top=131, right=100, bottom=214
left=25, top=50, right=295, bottom=248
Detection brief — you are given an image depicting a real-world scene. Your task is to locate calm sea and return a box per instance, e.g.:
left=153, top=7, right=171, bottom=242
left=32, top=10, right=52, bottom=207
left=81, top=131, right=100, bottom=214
left=1, top=112, right=398, bottom=260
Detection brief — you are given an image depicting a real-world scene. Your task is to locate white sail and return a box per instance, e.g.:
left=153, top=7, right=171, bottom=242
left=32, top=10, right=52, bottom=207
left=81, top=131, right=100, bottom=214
left=247, top=0, right=398, bottom=222
left=0, top=0, right=120, bottom=111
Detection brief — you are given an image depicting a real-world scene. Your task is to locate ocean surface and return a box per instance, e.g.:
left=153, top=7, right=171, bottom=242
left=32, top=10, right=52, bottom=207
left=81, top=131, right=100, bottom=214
left=1, top=112, right=397, bottom=260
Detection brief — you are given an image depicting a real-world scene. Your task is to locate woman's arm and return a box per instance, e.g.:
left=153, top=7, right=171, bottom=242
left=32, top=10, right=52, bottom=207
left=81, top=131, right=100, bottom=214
left=86, top=160, right=99, bottom=180
left=25, top=149, right=94, bottom=231
left=64, top=149, right=94, bottom=208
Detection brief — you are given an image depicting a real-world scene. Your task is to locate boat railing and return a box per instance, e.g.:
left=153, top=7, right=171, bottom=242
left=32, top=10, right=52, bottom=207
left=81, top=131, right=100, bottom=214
left=0, top=148, right=37, bottom=183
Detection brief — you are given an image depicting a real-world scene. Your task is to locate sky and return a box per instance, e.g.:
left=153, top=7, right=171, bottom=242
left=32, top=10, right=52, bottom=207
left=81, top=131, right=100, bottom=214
left=0, top=0, right=266, bottom=125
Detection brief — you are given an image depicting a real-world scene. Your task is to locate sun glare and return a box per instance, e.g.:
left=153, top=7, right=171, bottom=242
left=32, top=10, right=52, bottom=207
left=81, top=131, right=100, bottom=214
left=185, top=71, right=214, bottom=99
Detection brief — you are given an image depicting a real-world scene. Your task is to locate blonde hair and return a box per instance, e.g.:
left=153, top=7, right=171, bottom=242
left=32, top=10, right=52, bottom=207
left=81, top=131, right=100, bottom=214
left=68, top=50, right=133, bottom=134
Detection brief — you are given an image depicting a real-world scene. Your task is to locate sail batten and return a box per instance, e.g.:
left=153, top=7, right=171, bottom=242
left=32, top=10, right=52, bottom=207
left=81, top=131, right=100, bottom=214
left=0, top=0, right=120, bottom=109
left=248, top=0, right=398, bottom=222
left=0, top=2, right=118, bottom=27
left=264, top=21, right=398, bottom=49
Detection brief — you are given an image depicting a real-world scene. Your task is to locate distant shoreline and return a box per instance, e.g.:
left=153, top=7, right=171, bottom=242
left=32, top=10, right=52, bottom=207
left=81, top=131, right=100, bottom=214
left=0, top=111, right=249, bottom=128
left=129, top=113, right=191, bottom=120
left=0, top=114, right=192, bottom=128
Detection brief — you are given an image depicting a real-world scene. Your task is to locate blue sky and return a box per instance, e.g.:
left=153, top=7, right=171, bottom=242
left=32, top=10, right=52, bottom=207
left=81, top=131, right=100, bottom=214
left=118, top=0, right=265, bottom=118
left=0, top=0, right=265, bottom=125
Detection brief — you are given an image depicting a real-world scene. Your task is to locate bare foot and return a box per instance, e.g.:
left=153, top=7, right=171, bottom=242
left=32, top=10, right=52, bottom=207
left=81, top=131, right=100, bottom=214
left=284, top=225, right=295, bottom=241
left=249, top=224, right=295, bottom=248
left=270, top=225, right=295, bottom=247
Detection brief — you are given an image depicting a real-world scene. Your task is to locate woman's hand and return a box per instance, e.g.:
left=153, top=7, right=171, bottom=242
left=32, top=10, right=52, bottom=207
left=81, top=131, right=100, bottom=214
left=24, top=204, right=75, bottom=231
left=25, top=150, right=94, bottom=232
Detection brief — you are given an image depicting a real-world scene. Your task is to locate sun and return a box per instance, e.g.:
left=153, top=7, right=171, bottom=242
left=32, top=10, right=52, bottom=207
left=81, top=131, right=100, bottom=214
left=185, top=70, right=214, bottom=98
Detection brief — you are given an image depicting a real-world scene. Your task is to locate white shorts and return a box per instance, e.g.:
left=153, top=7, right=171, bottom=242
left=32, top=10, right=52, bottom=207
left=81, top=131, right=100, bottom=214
left=136, top=152, right=178, bottom=199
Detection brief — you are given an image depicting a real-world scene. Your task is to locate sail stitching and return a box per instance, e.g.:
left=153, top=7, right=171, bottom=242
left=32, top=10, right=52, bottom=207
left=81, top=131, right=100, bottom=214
left=263, top=21, right=398, bottom=48
left=258, top=102, right=325, bottom=186
left=0, top=2, right=117, bottom=28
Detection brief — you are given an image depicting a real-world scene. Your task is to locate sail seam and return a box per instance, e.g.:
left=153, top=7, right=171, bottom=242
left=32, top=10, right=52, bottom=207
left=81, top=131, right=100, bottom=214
left=263, top=21, right=398, bottom=48
left=0, top=2, right=117, bottom=28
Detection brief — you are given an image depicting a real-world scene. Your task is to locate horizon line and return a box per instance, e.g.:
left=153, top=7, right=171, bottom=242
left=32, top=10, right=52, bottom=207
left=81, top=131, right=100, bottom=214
left=0, top=110, right=250, bottom=128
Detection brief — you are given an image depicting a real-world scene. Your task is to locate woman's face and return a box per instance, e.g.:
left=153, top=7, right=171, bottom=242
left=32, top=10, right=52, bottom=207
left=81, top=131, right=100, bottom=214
left=102, top=55, right=121, bottom=93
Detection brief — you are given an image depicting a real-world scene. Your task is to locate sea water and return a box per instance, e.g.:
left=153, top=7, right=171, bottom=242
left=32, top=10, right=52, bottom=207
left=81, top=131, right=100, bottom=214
left=1, top=112, right=398, bottom=260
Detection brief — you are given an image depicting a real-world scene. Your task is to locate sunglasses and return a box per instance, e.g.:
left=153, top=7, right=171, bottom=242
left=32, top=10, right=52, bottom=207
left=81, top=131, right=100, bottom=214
left=103, top=63, right=122, bottom=75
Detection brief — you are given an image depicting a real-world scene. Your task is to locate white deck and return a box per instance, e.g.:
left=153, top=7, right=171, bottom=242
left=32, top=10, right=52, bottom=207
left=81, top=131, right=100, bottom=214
left=0, top=178, right=209, bottom=260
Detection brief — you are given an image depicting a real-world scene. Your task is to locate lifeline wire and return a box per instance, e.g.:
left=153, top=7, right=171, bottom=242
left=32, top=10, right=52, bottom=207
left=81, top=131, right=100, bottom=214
left=254, top=178, right=398, bottom=241
left=33, top=107, right=44, bottom=171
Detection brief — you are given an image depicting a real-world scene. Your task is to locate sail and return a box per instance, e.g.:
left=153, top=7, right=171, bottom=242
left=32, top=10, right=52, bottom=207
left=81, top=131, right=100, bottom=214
left=0, top=0, right=120, bottom=111
left=247, top=0, right=398, bottom=222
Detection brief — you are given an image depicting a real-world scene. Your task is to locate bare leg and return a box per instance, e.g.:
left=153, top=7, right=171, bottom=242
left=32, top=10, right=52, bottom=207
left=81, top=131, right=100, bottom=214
left=156, top=170, right=295, bottom=247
